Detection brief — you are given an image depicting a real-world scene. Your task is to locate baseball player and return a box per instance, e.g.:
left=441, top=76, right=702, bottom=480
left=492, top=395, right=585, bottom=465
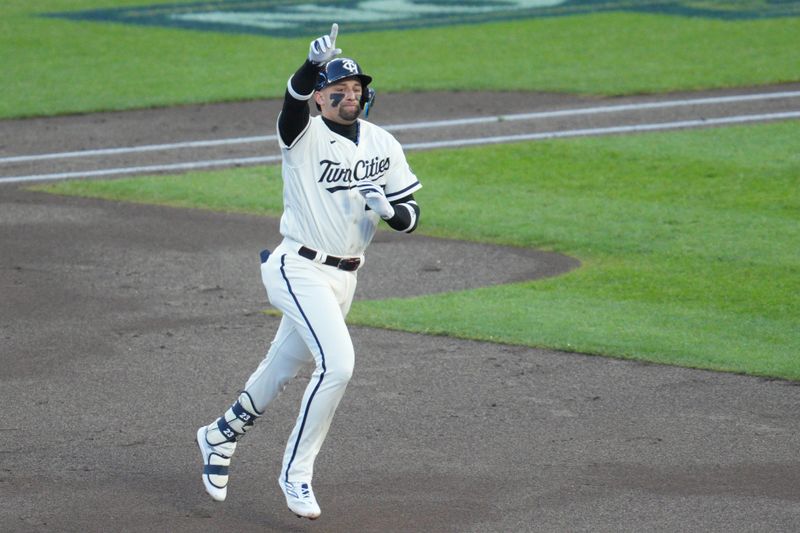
left=196, top=23, right=421, bottom=520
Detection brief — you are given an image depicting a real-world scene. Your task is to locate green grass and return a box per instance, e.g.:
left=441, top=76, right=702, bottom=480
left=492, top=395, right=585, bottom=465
left=2, top=1, right=799, bottom=118
left=43, top=165, right=286, bottom=214
left=34, top=120, right=800, bottom=380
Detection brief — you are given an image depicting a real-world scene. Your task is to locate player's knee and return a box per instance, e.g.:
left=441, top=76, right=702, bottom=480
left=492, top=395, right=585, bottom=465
left=325, top=352, right=354, bottom=386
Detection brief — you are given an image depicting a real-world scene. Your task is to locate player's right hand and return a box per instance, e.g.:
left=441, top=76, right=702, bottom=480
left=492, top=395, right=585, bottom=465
left=308, top=23, right=342, bottom=65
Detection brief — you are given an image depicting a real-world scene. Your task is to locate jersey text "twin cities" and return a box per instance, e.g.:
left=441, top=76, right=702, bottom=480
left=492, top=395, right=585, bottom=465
left=318, top=157, right=390, bottom=192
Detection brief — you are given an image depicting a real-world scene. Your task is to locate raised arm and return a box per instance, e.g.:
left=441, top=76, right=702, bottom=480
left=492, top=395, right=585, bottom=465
left=278, top=24, right=342, bottom=146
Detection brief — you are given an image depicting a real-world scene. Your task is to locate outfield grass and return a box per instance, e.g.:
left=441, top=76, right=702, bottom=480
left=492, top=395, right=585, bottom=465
left=34, top=120, right=800, bottom=380
left=2, top=1, right=799, bottom=118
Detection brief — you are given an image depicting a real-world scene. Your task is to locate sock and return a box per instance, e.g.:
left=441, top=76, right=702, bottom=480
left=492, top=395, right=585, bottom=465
left=205, top=391, right=262, bottom=446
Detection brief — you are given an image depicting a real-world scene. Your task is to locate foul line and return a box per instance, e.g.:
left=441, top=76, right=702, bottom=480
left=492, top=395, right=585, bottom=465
left=0, top=155, right=282, bottom=184
left=2, top=89, right=799, bottom=165
left=2, top=110, right=799, bottom=184
left=402, top=110, right=800, bottom=150
left=384, top=90, right=800, bottom=132
left=0, top=135, right=278, bottom=164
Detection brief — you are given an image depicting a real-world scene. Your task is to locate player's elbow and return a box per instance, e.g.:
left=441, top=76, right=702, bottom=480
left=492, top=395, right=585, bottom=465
left=386, top=201, right=419, bottom=233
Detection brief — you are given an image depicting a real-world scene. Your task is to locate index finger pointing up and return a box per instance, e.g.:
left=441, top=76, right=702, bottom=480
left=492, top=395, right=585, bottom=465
left=329, top=23, right=338, bottom=45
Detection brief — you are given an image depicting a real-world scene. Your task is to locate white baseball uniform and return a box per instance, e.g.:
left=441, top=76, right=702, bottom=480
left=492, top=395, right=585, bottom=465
left=197, top=37, right=420, bottom=513
left=244, top=111, right=420, bottom=484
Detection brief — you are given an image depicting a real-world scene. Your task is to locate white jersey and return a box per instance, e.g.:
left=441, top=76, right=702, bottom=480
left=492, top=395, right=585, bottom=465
left=277, top=115, right=421, bottom=257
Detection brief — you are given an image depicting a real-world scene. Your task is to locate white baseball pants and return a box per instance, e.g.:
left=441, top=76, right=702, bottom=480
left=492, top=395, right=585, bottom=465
left=244, top=240, right=357, bottom=483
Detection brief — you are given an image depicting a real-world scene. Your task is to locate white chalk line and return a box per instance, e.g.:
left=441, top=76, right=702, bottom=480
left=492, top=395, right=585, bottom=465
left=2, top=110, right=799, bottom=185
left=2, top=89, right=799, bottom=165
left=385, top=90, right=800, bottom=132
left=403, top=110, right=800, bottom=150
left=0, top=155, right=283, bottom=184
left=0, top=135, right=278, bottom=164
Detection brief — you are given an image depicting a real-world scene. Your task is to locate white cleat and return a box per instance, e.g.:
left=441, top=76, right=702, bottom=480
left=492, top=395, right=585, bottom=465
left=279, top=479, right=322, bottom=520
left=196, top=426, right=235, bottom=502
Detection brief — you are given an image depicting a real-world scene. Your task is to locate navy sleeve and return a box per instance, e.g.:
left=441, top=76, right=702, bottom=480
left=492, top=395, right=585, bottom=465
left=384, top=194, right=420, bottom=233
left=278, top=60, right=321, bottom=146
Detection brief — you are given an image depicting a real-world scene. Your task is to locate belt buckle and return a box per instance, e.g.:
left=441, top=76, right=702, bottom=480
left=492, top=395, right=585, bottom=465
left=337, top=257, right=360, bottom=271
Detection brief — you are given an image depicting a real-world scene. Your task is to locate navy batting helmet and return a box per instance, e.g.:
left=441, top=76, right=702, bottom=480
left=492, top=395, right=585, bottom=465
left=315, top=58, right=373, bottom=108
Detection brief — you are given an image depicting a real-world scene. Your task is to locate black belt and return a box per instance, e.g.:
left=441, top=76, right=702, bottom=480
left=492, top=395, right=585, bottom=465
left=298, top=246, right=361, bottom=271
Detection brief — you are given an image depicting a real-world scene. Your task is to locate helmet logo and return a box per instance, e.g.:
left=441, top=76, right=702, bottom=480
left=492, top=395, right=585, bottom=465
left=341, top=59, right=358, bottom=73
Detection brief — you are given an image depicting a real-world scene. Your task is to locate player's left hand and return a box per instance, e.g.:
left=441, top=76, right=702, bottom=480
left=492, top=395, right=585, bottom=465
left=356, top=181, right=395, bottom=219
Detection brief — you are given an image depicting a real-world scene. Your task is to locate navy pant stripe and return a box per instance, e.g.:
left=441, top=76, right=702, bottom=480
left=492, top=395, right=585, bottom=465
left=279, top=254, right=327, bottom=482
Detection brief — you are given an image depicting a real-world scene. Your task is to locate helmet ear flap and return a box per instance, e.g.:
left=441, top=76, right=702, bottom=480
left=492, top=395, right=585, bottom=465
left=362, top=88, right=376, bottom=116
left=315, top=70, right=328, bottom=92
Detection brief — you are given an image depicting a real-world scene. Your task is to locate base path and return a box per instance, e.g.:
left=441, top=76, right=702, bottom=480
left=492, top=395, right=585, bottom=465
left=1, top=88, right=800, bottom=532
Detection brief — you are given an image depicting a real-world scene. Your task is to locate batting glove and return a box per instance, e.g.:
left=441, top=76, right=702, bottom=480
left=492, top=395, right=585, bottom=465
left=308, top=23, right=342, bottom=65
left=356, top=181, right=395, bottom=219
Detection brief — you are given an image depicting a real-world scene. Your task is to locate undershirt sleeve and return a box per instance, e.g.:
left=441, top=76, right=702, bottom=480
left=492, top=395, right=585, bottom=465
left=384, top=194, right=420, bottom=233
left=278, top=60, right=320, bottom=147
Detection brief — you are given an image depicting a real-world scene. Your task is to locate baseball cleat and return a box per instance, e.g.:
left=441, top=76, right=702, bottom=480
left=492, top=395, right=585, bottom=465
left=279, top=479, right=321, bottom=520
left=196, top=426, right=236, bottom=502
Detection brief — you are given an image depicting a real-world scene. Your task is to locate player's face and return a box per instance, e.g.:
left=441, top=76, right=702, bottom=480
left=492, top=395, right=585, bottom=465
left=318, top=79, right=363, bottom=124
